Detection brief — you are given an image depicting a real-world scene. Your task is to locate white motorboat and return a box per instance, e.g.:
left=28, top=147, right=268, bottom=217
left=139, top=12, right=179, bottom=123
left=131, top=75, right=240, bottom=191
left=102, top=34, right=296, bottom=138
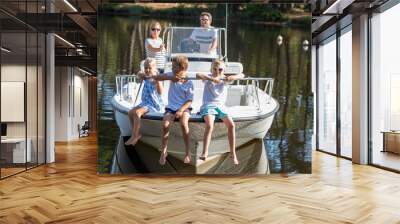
left=110, top=27, right=279, bottom=174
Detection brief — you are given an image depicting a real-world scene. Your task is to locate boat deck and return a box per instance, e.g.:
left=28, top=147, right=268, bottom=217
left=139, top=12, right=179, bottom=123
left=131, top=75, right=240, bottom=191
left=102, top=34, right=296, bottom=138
left=112, top=83, right=279, bottom=122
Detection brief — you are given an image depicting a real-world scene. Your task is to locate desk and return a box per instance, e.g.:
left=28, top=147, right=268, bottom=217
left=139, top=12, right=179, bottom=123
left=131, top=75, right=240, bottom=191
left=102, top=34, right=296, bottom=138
left=1, top=138, right=31, bottom=163
left=382, top=131, right=400, bottom=154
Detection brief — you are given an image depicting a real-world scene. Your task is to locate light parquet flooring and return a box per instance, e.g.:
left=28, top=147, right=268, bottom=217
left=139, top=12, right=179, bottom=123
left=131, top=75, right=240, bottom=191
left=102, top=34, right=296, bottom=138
left=1, top=167, right=26, bottom=178
left=372, top=150, right=400, bottom=171
left=1, top=135, right=400, bottom=223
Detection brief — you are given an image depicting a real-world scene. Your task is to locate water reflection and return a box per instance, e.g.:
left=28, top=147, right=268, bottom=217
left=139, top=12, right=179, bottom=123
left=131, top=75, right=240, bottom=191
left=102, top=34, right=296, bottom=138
left=98, top=16, right=312, bottom=173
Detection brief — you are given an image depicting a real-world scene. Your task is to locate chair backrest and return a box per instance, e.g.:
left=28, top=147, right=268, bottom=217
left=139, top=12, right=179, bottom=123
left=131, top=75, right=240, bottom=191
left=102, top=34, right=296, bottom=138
left=82, top=121, right=90, bottom=129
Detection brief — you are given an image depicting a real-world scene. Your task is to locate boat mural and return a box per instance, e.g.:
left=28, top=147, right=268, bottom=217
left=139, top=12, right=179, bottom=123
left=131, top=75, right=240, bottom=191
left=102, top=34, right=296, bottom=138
left=110, top=27, right=279, bottom=174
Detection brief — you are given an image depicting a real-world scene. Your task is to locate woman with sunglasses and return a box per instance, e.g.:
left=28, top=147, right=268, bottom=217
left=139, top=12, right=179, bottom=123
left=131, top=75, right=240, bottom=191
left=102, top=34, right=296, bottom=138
left=196, top=59, right=244, bottom=165
left=145, top=22, right=166, bottom=73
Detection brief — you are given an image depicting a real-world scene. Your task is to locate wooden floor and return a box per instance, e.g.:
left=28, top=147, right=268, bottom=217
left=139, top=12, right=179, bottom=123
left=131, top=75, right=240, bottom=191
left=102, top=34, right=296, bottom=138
left=1, top=167, right=26, bottom=178
left=1, top=135, right=400, bottom=223
left=372, top=150, right=400, bottom=171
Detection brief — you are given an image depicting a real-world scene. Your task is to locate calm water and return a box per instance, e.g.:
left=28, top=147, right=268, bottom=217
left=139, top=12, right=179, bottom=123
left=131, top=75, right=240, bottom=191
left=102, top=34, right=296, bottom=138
left=97, top=16, right=313, bottom=174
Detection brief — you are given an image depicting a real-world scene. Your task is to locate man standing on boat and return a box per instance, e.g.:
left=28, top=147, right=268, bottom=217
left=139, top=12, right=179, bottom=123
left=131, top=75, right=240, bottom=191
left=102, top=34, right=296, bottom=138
left=189, top=12, right=218, bottom=55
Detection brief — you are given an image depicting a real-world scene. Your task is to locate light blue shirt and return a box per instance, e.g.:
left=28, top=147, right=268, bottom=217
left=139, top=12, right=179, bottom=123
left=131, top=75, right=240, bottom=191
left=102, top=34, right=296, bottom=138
left=190, top=28, right=218, bottom=54
left=202, top=74, right=227, bottom=107
left=166, top=72, right=194, bottom=111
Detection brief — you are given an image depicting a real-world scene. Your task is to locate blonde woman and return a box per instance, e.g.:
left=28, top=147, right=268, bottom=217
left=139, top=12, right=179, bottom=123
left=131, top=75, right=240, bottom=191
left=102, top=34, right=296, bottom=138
left=196, top=59, right=244, bottom=165
left=145, top=22, right=166, bottom=73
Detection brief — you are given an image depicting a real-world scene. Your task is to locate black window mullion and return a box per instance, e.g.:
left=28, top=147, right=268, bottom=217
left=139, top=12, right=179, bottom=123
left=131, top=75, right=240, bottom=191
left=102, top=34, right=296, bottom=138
left=36, top=0, right=39, bottom=167
left=336, top=28, right=341, bottom=157
left=25, top=0, right=28, bottom=171
left=315, top=44, right=320, bottom=151
left=0, top=22, right=2, bottom=180
left=72, top=68, right=75, bottom=118
left=367, top=11, right=373, bottom=165
left=45, top=0, right=49, bottom=165
left=44, top=31, right=47, bottom=164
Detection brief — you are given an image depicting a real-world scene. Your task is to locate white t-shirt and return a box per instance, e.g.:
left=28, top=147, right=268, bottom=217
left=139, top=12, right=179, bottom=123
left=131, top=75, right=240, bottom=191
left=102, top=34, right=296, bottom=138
left=202, top=74, right=227, bottom=107
left=165, top=72, right=194, bottom=111
left=145, top=38, right=166, bottom=69
left=189, top=28, right=218, bottom=55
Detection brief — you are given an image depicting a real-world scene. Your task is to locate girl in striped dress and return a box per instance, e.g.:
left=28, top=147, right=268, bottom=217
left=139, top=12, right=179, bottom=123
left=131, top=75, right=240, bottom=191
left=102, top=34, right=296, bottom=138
left=125, top=58, right=164, bottom=146
left=145, top=22, right=166, bottom=73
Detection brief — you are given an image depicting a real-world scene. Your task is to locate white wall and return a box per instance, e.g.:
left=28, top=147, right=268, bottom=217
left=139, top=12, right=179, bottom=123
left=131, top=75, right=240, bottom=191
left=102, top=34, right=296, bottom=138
left=54, top=67, right=89, bottom=141
left=55, top=66, right=69, bottom=141
left=1, top=65, right=40, bottom=138
left=1, top=64, right=26, bottom=141
left=72, top=73, right=89, bottom=138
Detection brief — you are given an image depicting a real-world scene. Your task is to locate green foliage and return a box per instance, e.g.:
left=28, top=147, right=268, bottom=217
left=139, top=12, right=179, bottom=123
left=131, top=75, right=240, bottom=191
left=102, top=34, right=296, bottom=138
left=99, top=4, right=310, bottom=24
left=288, top=16, right=312, bottom=28
left=103, top=4, right=204, bottom=19
left=239, top=4, right=285, bottom=22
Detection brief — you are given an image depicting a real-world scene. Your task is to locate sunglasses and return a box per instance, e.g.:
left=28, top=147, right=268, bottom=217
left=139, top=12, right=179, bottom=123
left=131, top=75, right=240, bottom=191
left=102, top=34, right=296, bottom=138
left=151, top=28, right=161, bottom=31
left=213, top=68, right=224, bottom=72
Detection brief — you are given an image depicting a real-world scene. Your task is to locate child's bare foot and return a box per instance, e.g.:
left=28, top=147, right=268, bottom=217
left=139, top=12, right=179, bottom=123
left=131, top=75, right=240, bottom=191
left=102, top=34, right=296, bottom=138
left=199, top=154, right=208, bottom=161
left=125, top=134, right=142, bottom=146
left=184, top=155, right=191, bottom=164
left=159, top=152, right=168, bottom=165
left=230, top=153, right=239, bottom=165
left=131, top=134, right=142, bottom=146
left=125, top=136, right=135, bottom=145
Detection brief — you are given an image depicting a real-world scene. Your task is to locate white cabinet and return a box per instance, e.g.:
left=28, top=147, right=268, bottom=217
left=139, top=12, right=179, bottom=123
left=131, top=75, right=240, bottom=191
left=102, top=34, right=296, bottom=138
left=1, top=138, right=31, bottom=163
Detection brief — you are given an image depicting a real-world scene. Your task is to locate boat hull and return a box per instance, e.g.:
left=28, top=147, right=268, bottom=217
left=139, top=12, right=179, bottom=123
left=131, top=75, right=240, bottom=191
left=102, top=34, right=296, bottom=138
left=111, top=135, right=270, bottom=175
left=112, top=107, right=274, bottom=168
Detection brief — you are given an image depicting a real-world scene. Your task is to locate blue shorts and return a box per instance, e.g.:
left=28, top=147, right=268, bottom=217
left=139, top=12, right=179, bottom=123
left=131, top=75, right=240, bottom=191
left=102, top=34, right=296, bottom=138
left=200, top=105, right=228, bottom=119
left=164, top=107, right=191, bottom=115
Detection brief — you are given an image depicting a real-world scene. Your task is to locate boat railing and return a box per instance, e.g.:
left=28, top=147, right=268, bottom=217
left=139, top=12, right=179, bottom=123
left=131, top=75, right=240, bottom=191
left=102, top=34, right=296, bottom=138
left=115, top=75, right=274, bottom=107
left=115, top=74, right=139, bottom=102
left=233, top=77, right=274, bottom=105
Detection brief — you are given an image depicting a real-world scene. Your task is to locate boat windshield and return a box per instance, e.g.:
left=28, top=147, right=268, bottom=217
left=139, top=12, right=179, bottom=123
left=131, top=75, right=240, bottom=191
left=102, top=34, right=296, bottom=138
left=165, top=27, right=226, bottom=60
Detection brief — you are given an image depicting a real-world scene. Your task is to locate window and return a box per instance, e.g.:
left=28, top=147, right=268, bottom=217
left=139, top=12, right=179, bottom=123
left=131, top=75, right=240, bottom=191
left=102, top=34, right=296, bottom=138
left=317, top=35, right=337, bottom=154
left=370, top=3, right=400, bottom=171
left=339, top=26, right=352, bottom=158
left=0, top=3, right=46, bottom=179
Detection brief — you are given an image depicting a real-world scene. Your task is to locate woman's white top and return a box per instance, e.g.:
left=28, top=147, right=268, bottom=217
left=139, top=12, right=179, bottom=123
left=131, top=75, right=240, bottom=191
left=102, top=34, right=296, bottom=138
left=145, top=37, right=166, bottom=69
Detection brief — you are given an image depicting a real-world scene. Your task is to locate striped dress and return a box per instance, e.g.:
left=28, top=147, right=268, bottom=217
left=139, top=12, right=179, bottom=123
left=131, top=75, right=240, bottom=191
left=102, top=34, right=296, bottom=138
left=145, top=38, right=166, bottom=70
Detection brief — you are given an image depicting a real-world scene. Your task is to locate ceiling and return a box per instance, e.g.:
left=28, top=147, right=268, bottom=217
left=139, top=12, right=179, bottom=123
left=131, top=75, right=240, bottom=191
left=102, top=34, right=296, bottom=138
left=0, top=0, right=101, bottom=74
